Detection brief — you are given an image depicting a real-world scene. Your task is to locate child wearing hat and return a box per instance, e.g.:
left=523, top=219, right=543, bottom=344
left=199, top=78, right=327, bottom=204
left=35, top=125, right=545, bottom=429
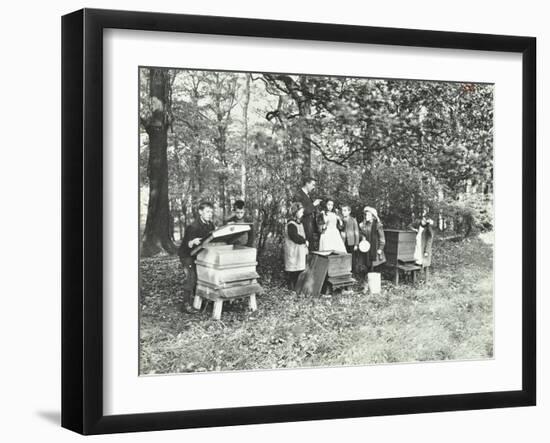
left=358, top=206, right=386, bottom=274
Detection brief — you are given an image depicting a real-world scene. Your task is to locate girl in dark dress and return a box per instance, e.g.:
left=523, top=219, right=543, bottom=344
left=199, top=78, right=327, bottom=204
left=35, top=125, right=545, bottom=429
left=358, top=206, right=386, bottom=274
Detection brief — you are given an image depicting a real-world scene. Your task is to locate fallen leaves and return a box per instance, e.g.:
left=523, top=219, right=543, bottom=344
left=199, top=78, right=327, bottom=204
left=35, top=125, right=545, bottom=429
left=139, top=235, right=493, bottom=374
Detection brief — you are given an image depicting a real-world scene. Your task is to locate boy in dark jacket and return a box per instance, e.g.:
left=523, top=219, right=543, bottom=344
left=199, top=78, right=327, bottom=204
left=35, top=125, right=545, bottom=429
left=340, top=204, right=361, bottom=274
left=224, top=199, right=255, bottom=247
left=177, top=201, right=215, bottom=313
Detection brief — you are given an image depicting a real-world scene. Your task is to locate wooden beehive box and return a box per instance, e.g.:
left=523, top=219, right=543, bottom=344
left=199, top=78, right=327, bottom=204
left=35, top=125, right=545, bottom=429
left=196, top=243, right=259, bottom=287
left=324, top=251, right=355, bottom=290
left=296, top=251, right=354, bottom=296
left=323, top=251, right=352, bottom=277
left=190, top=223, right=262, bottom=319
left=384, top=229, right=417, bottom=265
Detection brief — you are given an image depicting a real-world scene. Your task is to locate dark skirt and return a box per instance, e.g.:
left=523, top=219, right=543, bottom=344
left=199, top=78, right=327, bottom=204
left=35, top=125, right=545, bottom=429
left=358, top=250, right=385, bottom=273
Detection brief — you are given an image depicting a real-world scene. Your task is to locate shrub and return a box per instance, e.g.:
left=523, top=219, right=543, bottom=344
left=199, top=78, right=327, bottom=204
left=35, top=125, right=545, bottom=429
left=442, top=193, right=493, bottom=236
left=359, top=161, right=441, bottom=228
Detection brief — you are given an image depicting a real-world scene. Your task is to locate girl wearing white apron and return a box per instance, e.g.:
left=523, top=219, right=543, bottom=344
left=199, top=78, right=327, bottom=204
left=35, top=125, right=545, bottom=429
left=284, top=202, right=309, bottom=289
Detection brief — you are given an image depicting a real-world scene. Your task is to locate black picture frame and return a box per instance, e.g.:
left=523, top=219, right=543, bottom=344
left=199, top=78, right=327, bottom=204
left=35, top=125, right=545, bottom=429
left=61, top=8, right=536, bottom=435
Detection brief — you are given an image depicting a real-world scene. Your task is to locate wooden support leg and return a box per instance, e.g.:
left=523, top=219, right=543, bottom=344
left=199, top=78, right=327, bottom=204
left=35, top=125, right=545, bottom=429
left=425, top=266, right=430, bottom=282
left=248, top=294, right=257, bottom=312
left=212, top=300, right=223, bottom=320
left=412, top=270, right=417, bottom=284
left=193, top=295, right=202, bottom=310
left=394, top=265, right=399, bottom=285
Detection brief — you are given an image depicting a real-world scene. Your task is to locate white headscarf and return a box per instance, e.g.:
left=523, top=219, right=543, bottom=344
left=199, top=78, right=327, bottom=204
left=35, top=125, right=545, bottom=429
left=363, top=206, right=379, bottom=221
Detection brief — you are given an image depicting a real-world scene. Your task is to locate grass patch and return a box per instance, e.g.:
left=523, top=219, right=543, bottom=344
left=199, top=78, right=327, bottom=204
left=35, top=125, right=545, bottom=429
left=139, top=235, right=493, bottom=374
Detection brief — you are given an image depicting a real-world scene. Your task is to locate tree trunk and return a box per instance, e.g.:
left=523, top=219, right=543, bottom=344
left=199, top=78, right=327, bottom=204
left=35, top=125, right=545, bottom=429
left=219, top=175, right=226, bottom=220
left=191, top=80, right=203, bottom=203
left=179, top=198, right=186, bottom=241
left=141, top=68, right=176, bottom=256
left=298, top=77, right=312, bottom=178
left=241, top=74, right=251, bottom=199
left=178, top=210, right=184, bottom=242
left=301, top=128, right=312, bottom=178
left=194, top=148, right=203, bottom=197
left=211, top=73, right=237, bottom=219
left=168, top=199, right=176, bottom=242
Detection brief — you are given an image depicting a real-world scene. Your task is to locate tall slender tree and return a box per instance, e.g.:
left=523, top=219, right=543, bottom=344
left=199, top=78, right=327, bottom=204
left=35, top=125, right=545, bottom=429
left=241, top=74, right=251, bottom=199
left=206, top=72, right=239, bottom=218
left=140, top=68, right=176, bottom=256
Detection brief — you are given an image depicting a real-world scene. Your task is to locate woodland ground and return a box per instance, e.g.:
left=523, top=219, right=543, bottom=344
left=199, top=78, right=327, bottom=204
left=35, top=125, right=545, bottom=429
left=139, top=234, right=493, bottom=374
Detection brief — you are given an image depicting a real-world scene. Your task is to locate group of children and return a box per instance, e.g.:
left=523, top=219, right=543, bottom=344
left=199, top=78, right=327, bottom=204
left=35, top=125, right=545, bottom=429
left=176, top=192, right=434, bottom=313
left=284, top=177, right=434, bottom=291
left=283, top=199, right=387, bottom=290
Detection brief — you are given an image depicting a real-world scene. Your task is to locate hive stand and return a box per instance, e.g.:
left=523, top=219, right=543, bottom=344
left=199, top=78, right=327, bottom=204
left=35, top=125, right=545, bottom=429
left=194, top=280, right=261, bottom=320
left=296, top=251, right=355, bottom=297
left=393, top=262, right=422, bottom=284
left=384, top=229, right=425, bottom=285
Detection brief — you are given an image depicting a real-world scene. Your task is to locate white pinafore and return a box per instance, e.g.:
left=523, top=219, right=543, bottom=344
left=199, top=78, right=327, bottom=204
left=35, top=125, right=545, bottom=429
left=284, top=220, right=308, bottom=272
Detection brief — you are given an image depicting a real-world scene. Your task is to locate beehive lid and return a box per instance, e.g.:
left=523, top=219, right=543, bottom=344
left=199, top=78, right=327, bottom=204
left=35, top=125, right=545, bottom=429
left=190, top=223, right=251, bottom=256
left=313, top=250, right=348, bottom=256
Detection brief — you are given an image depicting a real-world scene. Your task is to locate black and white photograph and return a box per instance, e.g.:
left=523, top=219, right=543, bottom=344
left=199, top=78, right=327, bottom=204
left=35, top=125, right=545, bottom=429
left=1, top=0, right=546, bottom=439
left=139, top=67, right=494, bottom=375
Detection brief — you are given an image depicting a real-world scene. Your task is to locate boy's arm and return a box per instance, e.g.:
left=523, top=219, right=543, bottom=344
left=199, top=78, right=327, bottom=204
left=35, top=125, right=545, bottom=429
left=186, top=224, right=205, bottom=248
left=225, top=215, right=237, bottom=225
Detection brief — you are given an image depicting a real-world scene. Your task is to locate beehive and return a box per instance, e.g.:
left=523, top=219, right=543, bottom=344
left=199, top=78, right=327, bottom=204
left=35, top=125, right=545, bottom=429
left=324, top=251, right=355, bottom=290
left=191, top=223, right=262, bottom=320
left=384, top=229, right=417, bottom=264
left=196, top=244, right=259, bottom=287
left=296, top=251, right=355, bottom=296
left=324, top=251, right=352, bottom=278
